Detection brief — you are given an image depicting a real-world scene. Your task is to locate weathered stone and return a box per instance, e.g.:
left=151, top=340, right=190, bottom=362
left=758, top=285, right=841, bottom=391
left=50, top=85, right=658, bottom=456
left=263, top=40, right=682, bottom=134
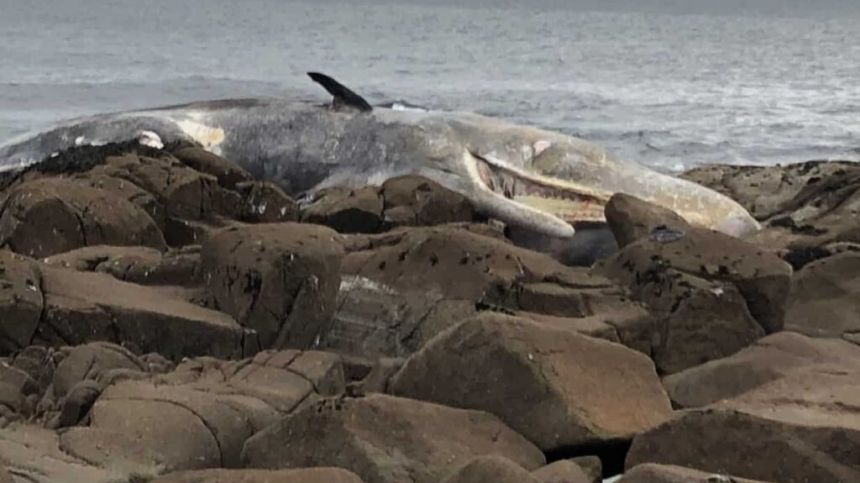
left=390, top=314, right=672, bottom=452
left=0, top=178, right=166, bottom=258
left=663, top=332, right=860, bottom=408
left=242, top=394, right=546, bottom=483
left=604, top=193, right=690, bottom=248
left=442, top=455, right=541, bottom=483
left=202, top=223, right=344, bottom=349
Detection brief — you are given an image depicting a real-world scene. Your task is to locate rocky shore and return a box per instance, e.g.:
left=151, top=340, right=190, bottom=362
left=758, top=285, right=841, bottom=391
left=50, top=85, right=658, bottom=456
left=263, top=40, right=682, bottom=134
left=0, top=143, right=858, bottom=482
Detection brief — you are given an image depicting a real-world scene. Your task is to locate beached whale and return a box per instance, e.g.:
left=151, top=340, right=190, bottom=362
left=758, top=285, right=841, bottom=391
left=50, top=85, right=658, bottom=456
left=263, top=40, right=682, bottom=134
left=0, top=73, right=759, bottom=240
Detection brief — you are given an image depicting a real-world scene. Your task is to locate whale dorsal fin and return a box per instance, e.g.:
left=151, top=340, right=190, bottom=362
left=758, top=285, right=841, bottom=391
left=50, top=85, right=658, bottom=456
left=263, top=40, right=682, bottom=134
left=307, top=72, right=373, bottom=112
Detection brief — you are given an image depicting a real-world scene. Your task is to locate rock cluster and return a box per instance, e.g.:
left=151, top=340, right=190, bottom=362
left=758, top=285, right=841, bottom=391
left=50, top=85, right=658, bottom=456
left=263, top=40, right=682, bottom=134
left=0, top=143, right=857, bottom=483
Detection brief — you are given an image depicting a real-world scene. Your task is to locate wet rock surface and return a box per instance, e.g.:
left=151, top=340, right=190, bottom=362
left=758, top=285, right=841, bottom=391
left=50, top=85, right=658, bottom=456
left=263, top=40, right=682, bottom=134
left=0, top=142, right=857, bottom=482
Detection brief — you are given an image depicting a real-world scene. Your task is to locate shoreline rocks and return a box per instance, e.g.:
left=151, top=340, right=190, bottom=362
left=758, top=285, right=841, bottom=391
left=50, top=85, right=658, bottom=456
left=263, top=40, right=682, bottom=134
left=0, top=142, right=858, bottom=482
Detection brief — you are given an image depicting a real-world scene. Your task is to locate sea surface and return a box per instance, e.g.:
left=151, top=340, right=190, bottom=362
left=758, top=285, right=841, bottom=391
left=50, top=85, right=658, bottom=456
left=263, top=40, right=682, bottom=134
left=1, top=0, right=859, bottom=171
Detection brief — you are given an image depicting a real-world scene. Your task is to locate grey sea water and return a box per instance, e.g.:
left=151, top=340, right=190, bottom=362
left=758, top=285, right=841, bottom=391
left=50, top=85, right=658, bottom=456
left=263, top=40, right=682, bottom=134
left=1, top=0, right=859, bottom=171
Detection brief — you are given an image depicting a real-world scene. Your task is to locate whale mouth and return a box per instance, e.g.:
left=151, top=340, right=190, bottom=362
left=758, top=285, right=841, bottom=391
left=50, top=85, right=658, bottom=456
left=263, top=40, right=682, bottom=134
left=469, top=151, right=608, bottom=225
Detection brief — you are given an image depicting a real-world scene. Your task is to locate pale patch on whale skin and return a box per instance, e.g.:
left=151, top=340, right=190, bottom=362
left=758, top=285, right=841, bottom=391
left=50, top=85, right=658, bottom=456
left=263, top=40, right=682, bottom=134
left=175, top=118, right=226, bottom=154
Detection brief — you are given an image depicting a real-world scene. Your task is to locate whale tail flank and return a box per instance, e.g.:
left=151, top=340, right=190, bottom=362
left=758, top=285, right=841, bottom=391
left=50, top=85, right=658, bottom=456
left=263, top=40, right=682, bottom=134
left=307, top=72, right=373, bottom=112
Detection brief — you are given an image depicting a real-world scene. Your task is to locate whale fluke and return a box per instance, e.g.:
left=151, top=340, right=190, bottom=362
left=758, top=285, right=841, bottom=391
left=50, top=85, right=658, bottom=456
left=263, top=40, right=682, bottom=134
left=307, top=72, right=373, bottom=112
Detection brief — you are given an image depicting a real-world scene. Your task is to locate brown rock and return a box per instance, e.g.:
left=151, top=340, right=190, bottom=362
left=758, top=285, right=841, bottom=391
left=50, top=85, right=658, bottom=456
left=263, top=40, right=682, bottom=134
left=51, top=342, right=144, bottom=399
left=442, top=455, right=541, bottom=483
left=201, top=223, right=344, bottom=349
left=380, top=175, right=477, bottom=228
left=0, top=178, right=166, bottom=258
left=61, top=349, right=345, bottom=473
left=242, top=393, right=546, bottom=483
left=173, top=146, right=253, bottom=189
left=663, top=332, right=860, bottom=408
left=596, top=226, right=791, bottom=334
left=236, top=181, right=299, bottom=223
left=44, top=245, right=201, bottom=286
left=152, top=467, right=365, bottom=483
left=390, top=314, right=672, bottom=452
left=785, top=252, right=860, bottom=341
left=302, top=186, right=384, bottom=233
left=680, top=161, right=860, bottom=221
left=619, top=463, right=770, bottom=483
left=627, top=371, right=860, bottom=483
left=570, top=456, right=602, bottom=483
left=604, top=193, right=690, bottom=248
left=0, top=250, right=43, bottom=353
left=0, top=424, right=119, bottom=482
left=531, top=460, right=591, bottom=483
left=38, top=266, right=243, bottom=359
left=327, top=226, right=650, bottom=358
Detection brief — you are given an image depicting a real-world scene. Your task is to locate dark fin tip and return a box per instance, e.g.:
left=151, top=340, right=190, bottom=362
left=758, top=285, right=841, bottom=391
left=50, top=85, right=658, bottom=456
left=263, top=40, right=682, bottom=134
left=307, top=72, right=373, bottom=113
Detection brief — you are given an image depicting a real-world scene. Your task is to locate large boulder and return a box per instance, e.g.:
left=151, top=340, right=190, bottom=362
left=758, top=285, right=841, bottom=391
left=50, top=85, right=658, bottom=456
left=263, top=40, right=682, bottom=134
left=595, top=222, right=792, bottom=373
left=201, top=223, right=344, bottom=349
left=390, top=313, right=672, bottom=452
left=627, top=371, right=860, bottom=483
left=326, top=226, right=652, bottom=358
left=242, top=393, right=546, bottom=483
left=784, top=252, right=860, bottom=342
left=172, top=146, right=254, bottom=190
left=604, top=193, right=690, bottom=248
left=663, top=331, right=860, bottom=408
left=597, top=224, right=791, bottom=334
left=0, top=178, right=166, bottom=258
left=152, top=468, right=365, bottom=483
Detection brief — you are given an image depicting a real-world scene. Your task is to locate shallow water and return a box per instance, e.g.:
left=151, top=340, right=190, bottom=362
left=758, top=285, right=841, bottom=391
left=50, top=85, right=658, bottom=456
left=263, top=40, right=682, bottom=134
left=1, top=0, right=859, bottom=171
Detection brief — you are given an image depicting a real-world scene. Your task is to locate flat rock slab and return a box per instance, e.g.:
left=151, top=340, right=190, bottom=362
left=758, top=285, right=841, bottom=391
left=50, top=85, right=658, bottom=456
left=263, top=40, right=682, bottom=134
left=152, top=467, right=365, bottom=483
left=664, top=331, right=860, bottom=408
left=390, top=313, right=672, bottom=452
left=242, top=393, right=546, bottom=483
left=38, top=265, right=243, bottom=359
left=604, top=193, right=690, bottom=249
left=627, top=371, right=860, bottom=483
